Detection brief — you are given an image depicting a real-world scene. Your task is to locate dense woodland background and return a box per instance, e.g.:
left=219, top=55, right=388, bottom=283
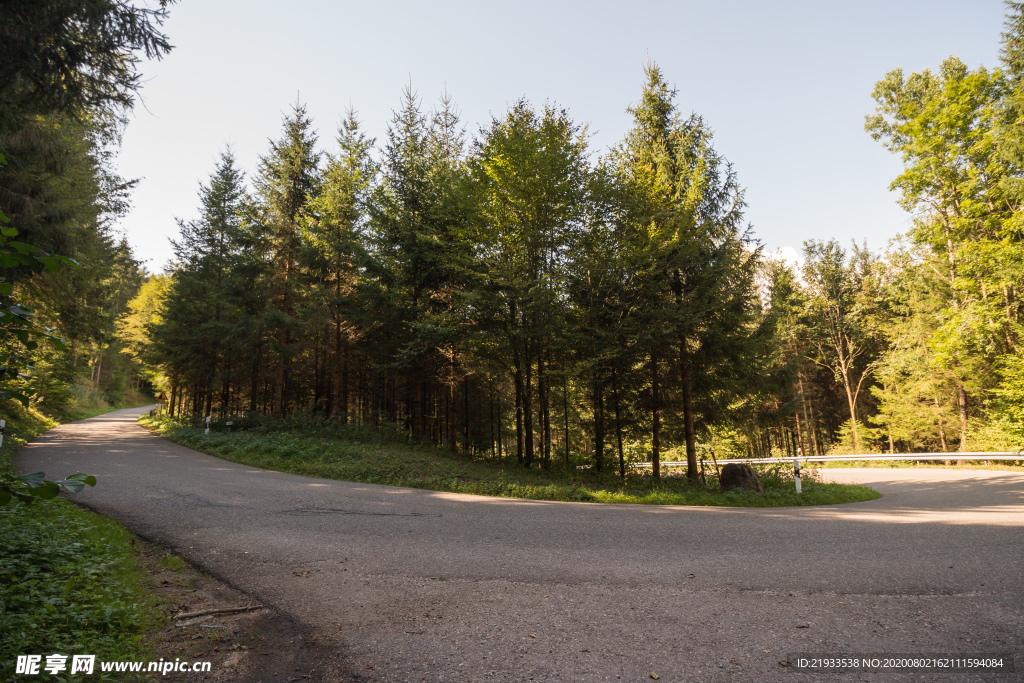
left=5, top=2, right=1024, bottom=482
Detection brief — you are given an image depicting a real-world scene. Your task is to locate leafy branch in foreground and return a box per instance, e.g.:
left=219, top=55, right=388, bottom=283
left=0, top=471, right=95, bottom=505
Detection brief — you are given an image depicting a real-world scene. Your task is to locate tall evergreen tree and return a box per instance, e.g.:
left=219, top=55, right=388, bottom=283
left=154, top=149, right=248, bottom=416
left=302, top=110, right=376, bottom=419
left=617, top=63, right=762, bottom=481
left=471, top=100, right=589, bottom=467
left=252, top=104, right=320, bottom=415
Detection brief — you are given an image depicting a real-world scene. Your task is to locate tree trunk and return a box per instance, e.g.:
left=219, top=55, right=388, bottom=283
left=274, top=328, right=288, bottom=416
left=798, top=373, right=812, bottom=455
left=651, top=350, right=661, bottom=480
left=513, top=365, right=524, bottom=464
left=957, top=380, right=968, bottom=453
left=539, top=346, right=552, bottom=469
left=489, top=377, right=495, bottom=458
left=169, top=376, right=178, bottom=418
left=613, top=371, right=625, bottom=483
left=464, top=375, right=470, bottom=453
left=934, top=395, right=949, bottom=451
left=452, top=376, right=460, bottom=450
left=593, top=382, right=604, bottom=473
left=794, top=411, right=806, bottom=456
left=497, top=390, right=504, bottom=460
left=679, top=345, right=698, bottom=483
left=332, top=321, right=343, bottom=419
left=842, top=377, right=860, bottom=451
left=523, top=343, right=534, bottom=468
left=563, top=378, right=570, bottom=467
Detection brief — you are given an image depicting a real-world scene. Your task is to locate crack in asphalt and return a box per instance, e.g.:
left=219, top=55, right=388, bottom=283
left=286, top=507, right=441, bottom=517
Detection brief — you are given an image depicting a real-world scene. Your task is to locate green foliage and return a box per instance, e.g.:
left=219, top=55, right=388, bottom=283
left=157, top=552, right=186, bottom=573
left=615, top=63, right=766, bottom=479
left=143, top=414, right=879, bottom=508
left=136, top=6, right=1024, bottom=467
left=0, top=0, right=173, bottom=130
left=1, top=0, right=168, bottom=435
left=0, top=402, right=157, bottom=679
left=0, top=499, right=159, bottom=680
left=0, top=471, right=95, bottom=506
left=0, top=193, right=74, bottom=406
left=801, top=239, right=884, bottom=451
left=864, top=23, right=1024, bottom=452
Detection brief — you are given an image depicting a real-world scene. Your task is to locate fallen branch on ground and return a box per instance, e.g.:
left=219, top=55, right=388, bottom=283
left=175, top=605, right=263, bottom=620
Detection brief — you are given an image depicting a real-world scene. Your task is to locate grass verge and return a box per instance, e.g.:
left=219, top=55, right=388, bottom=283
left=1, top=398, right=160, bottom=681
left=142, top=416, right=880, bottom=507
left=0, top=501, right=162, bottom=681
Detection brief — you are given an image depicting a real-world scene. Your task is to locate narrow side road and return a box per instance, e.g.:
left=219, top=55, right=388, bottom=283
left=18, top=407, right=1024, bottom=682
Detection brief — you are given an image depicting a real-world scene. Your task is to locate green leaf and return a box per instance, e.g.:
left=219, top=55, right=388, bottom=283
left=0, top=225, right=16, bottom=238
left=8, top=240, right=42, bottom=255
left=57, top=479, right=86, bottom=493
left=66, top=474, right=97, bottom=487
left=30, top=482, right=60, bottom=500
left=18, top=472, right=47, bottom=488
left=0, top=282, right=11, bottom=296
left=11, top=491, right=34, bottom=505
left=0, top=390, right=29, bottom=407
left=37, top=256, right=62, bottom=273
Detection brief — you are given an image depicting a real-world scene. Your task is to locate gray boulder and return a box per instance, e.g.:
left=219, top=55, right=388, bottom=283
left=719, top=463, right=764, bottom=493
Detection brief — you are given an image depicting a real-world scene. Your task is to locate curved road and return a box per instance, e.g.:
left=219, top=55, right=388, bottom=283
left=17, top=407, right=1024, bottom=682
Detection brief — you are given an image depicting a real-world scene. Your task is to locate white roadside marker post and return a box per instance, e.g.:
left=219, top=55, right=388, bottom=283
left=205, top=415, right=211, bottom=435
left=794, top=457, right=802, bottom=494
left=0, top=419, right=5, bottom=448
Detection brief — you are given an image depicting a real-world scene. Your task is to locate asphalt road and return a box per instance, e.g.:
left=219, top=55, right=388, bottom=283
left=17, top=407, right=1024, bottom=682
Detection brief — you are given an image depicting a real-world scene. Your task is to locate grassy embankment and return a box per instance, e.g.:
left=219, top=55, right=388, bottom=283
left=0, top=398, right=160, bottom=681
left=142, top=415, right=881, bottom=507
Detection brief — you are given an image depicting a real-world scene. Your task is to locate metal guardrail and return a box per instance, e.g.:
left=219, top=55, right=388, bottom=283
left=638, top=452, right=1024, bottom=493
left=651, top=452, right=1024, bottom=467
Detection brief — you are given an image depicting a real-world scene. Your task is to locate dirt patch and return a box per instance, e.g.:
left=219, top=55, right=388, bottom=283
left=135, top=540, right=354, bottom=682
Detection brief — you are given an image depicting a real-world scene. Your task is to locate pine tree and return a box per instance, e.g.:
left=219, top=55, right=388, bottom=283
left=302, top=110, right=375, bottom=419
left=471, top=99, right=589, bottom=467
left=617, top=63, right=762, bottom=481
left=153, top=149, right=248, bottom=416
left=252, top=104, right=320, bottom=416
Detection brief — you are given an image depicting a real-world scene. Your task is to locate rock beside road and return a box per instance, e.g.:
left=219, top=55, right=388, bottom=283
left=719, top=463, right=764, bottom=492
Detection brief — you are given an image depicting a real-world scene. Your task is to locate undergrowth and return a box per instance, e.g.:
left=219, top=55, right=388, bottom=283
left=142, top=415, right=880, bottom=507
left=0, top=501, right=160, bottom=681
left=0, top=399, right=161, bottom=681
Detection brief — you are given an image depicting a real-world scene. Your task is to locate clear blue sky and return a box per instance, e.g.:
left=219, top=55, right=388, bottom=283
left=116, top=0, right=1007, bottom=271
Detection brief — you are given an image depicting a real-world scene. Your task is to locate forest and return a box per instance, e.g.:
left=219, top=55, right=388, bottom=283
left=6, top=4, right=1024, bottom=486
left=0, top=0, right=168, bottom=423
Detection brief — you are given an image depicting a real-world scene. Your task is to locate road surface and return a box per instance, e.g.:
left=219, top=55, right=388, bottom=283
left=17, top=407, right=1024, bottom=682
